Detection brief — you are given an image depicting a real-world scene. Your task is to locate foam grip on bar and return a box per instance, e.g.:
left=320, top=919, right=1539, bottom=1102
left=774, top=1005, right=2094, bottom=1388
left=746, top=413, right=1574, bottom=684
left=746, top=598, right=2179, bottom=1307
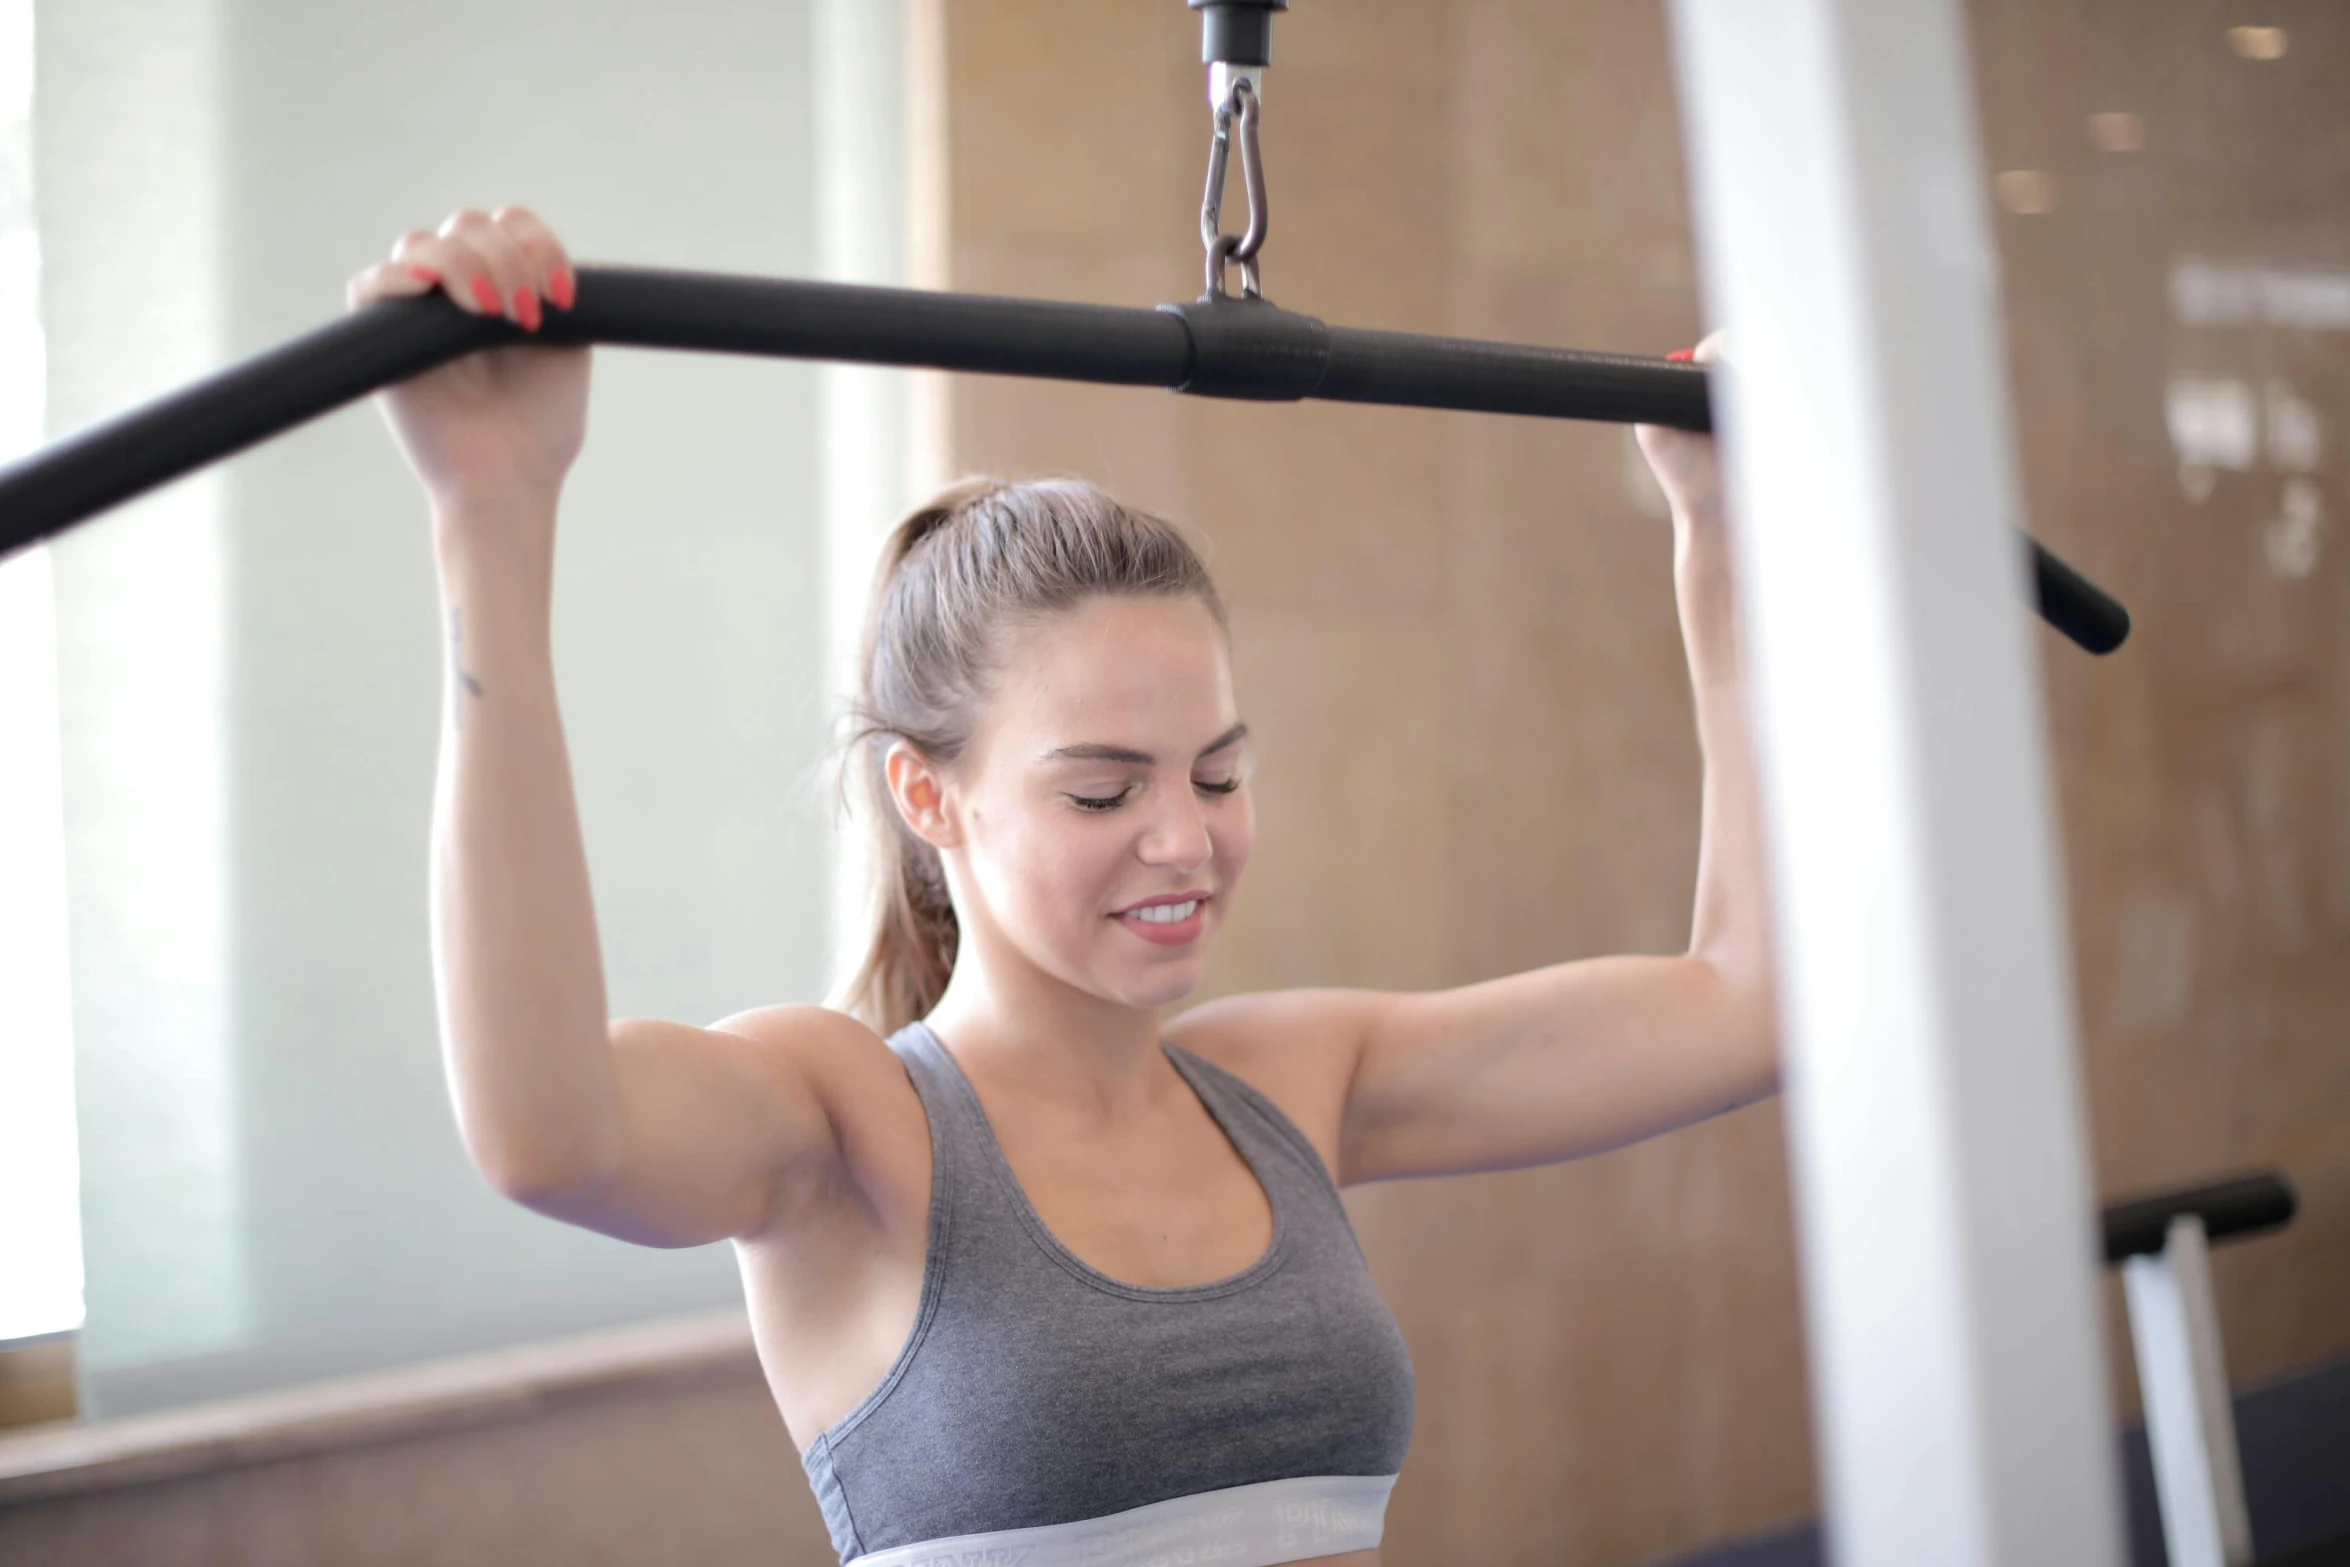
left=1318, top=325, right=1714, bottom=429
left=0, top=269, right=1196, bottom=558
left=2101, top=1173, right=2298, bottom=1264
left=0, top=296, right=512, bottom=559
left=535, top=268, right=1192, bottom=384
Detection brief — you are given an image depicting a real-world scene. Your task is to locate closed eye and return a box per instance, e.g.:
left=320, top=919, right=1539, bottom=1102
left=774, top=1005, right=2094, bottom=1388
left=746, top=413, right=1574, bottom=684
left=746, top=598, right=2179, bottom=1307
left=1066, top=777, right=1237, bottom=812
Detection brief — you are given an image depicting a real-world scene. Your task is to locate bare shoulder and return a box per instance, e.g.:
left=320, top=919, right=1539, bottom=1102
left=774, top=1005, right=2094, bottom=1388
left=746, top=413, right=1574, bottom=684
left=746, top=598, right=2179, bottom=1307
left=705, top=1002, right=903, bottom=1085
left=1164, top=988, right=1379, bottom=1175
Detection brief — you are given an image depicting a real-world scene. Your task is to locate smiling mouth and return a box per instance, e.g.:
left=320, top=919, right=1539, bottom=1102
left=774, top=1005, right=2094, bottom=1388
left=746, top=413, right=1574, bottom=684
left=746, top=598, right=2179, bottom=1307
left=1120, top=898, right=1202, bottom=925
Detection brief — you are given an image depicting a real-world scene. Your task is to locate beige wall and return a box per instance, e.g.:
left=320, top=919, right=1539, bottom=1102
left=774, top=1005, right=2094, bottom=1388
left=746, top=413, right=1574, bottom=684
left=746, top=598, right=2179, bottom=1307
left=937, top=1, right=2350, bottom=1562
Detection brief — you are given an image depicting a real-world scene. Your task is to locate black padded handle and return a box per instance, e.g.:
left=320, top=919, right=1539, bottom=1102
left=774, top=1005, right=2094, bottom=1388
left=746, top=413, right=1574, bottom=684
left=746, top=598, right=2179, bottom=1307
left=2101, top=1172, right=2298, bottom=1263
left=0, top=265, right=2128, bottom=654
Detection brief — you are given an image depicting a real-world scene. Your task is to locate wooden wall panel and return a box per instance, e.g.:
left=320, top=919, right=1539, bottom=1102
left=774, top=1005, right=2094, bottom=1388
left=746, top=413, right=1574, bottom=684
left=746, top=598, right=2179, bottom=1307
left=0, top=1367, right=831, bottom=1567
left=1969, top=0, right=2350, bottom=1408
left=937, top=0, right=2350, bottom=1561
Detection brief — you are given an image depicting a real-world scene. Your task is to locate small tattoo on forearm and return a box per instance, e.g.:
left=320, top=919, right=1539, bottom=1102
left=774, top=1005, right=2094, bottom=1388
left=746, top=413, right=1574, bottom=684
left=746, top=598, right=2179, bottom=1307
left=448, top=608, right=485, bottom=726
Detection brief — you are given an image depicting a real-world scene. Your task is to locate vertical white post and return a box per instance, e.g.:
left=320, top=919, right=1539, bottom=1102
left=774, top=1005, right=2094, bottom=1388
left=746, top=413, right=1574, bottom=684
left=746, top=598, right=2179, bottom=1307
left=2123, top=1218, right=2254, bottom=1567
left=40, top=0, right=245, bottom=1396
left=814, top=0, right=911, bottom=996
left=1664, top=3, right=2124, bottom=1565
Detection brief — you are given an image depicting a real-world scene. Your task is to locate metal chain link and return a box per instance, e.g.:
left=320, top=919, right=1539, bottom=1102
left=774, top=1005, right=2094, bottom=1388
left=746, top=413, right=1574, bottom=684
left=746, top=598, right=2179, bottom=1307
left=1199, top=79, right=1268, bottom=299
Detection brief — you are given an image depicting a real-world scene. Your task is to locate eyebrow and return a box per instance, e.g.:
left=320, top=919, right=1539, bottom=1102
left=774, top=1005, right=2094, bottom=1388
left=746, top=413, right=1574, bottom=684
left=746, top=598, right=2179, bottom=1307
left=1039, top=723, right=1249, bottom=767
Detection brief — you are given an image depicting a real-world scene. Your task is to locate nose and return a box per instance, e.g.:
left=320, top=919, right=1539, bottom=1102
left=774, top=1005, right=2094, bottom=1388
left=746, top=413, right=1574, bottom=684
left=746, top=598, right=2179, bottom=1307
left=1136, top=783, right=1213, bottom=875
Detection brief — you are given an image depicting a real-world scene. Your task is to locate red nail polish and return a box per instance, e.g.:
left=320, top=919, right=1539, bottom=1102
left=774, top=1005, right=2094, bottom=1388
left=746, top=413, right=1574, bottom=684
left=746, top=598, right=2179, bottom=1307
left=405, top=264, right=442, bottom=285
left=548, top=266, right=576, bottom=311
left=470, top=275, right=501, bottom=313
left=1667, top=347, right=1697, bottom=362
left=514, top=287, right=542, bottom=332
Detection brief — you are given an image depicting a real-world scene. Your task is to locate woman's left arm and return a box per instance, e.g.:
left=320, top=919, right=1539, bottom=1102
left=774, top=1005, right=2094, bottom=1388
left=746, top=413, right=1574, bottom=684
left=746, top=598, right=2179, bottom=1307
left=1333, top=344, right=1780, bottom=1184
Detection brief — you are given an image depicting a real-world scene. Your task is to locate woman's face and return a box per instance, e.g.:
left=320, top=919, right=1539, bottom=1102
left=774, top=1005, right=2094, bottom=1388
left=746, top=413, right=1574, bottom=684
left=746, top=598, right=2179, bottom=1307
left=911, top=593, right=1252, bottom=1011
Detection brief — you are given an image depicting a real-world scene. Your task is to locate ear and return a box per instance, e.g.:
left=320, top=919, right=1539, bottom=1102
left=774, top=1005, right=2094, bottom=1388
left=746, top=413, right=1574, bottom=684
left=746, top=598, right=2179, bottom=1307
left=884, top=741, right=963, bottom=851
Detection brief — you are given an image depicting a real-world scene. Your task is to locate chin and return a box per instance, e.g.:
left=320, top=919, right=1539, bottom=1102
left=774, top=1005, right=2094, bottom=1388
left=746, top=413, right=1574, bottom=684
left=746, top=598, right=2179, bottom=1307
left=1122, top=966, right=1206, bottom=1009
left=1053, top=908, right=1226, bottom=1010
left=1080, top=940, right=1213, bottom=1011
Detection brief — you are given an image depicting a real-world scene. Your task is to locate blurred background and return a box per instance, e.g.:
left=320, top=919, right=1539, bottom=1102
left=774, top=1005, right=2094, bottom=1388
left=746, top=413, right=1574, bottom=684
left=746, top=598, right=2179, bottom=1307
left=0, top=1, right=2343, bottom=1563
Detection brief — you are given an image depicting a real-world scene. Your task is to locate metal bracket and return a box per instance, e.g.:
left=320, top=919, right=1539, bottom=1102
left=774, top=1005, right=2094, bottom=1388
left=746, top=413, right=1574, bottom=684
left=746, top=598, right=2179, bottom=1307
left=1158, top=295, right=1329, bottom=400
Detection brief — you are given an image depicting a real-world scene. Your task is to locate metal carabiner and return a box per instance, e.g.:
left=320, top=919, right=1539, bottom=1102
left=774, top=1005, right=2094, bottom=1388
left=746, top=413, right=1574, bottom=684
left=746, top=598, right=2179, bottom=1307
left=1199, top=78, right=1268, bottom=298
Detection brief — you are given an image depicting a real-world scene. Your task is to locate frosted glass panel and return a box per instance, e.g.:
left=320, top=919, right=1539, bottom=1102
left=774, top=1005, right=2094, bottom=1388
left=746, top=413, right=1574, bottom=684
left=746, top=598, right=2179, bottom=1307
left=38, top=0, right=840, bottom=1416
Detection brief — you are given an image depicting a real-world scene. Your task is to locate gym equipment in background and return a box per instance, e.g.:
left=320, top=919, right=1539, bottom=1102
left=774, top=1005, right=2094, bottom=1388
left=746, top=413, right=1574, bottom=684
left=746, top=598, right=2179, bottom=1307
left=2099, top=1172, right=2347, bottom=1567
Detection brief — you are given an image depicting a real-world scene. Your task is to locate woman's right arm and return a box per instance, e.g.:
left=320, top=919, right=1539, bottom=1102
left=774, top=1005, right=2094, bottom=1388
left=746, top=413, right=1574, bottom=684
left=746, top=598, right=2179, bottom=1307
left=430, top=502, right=866, bottom=1248
left=358, top=208, right=873, bottom=1248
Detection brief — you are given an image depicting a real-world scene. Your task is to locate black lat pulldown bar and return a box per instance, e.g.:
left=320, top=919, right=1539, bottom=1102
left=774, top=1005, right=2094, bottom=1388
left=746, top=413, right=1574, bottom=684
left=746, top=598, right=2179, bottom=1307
left=0, top=268, right=2130, bottom=655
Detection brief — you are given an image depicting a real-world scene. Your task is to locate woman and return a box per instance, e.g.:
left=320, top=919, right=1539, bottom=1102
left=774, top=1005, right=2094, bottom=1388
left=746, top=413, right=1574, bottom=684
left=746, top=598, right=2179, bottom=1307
left=352, top=205, right=1777, bottom=1567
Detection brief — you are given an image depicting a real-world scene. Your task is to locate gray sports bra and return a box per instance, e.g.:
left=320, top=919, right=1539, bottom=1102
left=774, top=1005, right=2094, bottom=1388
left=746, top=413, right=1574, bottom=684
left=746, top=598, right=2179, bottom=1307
left=801, top=1022, right=1415, bottom=1567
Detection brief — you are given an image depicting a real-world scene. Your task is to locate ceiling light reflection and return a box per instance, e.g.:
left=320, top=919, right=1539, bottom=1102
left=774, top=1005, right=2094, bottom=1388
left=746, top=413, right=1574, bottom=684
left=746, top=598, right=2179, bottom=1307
left=1995, top=170, right=2059, bottom=215
left=2088, top=112, right=2145, bottom=152
left=2228, top=26, right=2288, bottom=60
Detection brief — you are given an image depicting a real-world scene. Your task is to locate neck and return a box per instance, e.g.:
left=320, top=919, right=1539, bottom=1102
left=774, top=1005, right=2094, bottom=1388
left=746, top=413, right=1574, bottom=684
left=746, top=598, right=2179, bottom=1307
left=923, top=928, right=1167, bottom=1117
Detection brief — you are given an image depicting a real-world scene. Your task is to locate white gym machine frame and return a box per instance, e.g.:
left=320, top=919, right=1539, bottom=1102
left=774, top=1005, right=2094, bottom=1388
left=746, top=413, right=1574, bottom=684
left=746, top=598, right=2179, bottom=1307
left=1670, top=0, right=2125, bottom=1562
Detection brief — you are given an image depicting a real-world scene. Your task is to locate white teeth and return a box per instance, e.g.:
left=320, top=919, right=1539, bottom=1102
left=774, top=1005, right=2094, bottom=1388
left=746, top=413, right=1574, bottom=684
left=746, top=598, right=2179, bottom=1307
left=1128, top=899, right=1200, bottom=924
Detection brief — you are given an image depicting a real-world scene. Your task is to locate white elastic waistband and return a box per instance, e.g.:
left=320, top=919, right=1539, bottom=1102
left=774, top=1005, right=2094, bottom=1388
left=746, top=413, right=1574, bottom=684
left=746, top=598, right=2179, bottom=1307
left=849, top=1473, right=1397, bottom=1567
